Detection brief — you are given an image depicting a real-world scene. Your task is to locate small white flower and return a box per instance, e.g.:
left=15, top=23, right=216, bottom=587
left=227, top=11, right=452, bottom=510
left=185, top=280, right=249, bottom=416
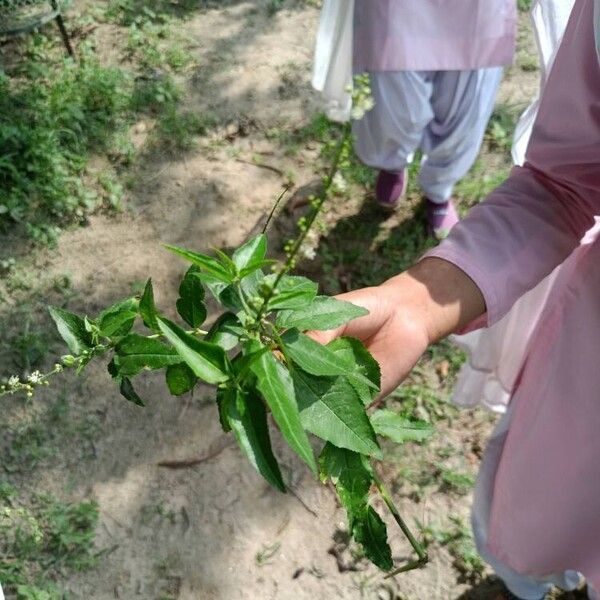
left=28, top=371, right=43, bottom=384
left=332, top=172, right=348, bottom=194
left=8, top=376, right=19, bottom=387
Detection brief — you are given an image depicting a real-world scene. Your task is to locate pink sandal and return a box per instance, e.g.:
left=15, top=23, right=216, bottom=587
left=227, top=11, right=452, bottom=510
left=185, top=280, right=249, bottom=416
left=426, top=198, right=459, bottom=239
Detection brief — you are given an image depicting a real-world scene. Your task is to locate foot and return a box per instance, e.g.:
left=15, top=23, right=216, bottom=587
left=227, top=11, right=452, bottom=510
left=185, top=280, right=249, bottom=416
left=375, top=169, right=407, bottom=210
left=426, top=197, right=459, bottom=239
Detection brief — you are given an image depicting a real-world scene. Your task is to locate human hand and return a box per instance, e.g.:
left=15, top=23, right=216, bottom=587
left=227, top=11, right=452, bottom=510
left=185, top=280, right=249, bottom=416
left=309, top=258, right=485, bottom=399
left=309, top=282, right=429, bottom=399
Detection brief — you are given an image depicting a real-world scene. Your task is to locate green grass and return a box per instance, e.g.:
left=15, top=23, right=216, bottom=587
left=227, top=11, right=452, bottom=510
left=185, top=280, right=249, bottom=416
left=0, top=45, right=128, bottom=243
left=418, top=516, right=486, bottom=582
left=0, top=0, right=205, bottom=249
left=0, top=485, right=99, bottom=598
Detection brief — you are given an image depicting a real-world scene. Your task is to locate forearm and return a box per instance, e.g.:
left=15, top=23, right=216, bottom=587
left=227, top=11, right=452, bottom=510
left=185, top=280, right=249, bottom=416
left=381, top=257, right=485, bottom=345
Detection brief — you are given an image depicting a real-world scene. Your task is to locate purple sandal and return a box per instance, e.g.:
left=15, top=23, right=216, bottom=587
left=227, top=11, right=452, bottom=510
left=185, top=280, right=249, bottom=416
left=375, top=169, right=408, bottom=210
left=426, top=198, right=459, bottom=239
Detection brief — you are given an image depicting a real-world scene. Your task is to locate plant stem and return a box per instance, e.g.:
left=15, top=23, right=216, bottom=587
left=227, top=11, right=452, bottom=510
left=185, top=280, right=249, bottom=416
left=262, top=184, right=291, bottom=234
left=254, top=122, right=352, bottom=323
left=373, top=473, right=429, bottom=576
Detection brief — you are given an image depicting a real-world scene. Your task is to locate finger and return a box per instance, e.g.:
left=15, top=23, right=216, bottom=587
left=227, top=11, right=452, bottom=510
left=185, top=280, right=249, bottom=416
left=307, top=288, right=390, bottom=345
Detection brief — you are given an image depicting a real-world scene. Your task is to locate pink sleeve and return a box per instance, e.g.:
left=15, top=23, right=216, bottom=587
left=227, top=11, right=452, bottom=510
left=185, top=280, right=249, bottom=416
left=426, top=0, right=600, bottom=326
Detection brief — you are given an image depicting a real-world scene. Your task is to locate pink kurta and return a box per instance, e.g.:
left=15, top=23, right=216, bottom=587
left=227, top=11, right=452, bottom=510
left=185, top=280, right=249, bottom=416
left=426, top=0, right=600, bottom=587
left=353, top=0, right=517, bottom=72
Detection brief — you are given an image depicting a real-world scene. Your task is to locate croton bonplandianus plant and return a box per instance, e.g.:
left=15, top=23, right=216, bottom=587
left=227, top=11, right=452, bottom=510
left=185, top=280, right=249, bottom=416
left=1, top=77, right=431, bottom=575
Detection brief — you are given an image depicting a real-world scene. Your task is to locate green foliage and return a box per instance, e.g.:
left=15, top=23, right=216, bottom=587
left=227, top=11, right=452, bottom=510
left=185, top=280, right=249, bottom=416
left=0, top=55, right=127, bottom=241
left=0, top=0, right=204, bottom=245
left=517, top=0, right=532, bottom=11
left=11, top=98, right=428, bottom=574
left=370, top=410, right=433, bottom=444
left=36, top=226, right=429, bottom=571
left=419, top=516, right=485, bottom=581
left=320, top=444, right=392, bottom=570
left=0, top=490, right=99, bottom=597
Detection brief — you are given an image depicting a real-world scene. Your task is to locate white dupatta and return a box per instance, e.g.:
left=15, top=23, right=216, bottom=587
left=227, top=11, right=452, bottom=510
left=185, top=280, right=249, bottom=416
left=311, top=0, right=354, bottom=122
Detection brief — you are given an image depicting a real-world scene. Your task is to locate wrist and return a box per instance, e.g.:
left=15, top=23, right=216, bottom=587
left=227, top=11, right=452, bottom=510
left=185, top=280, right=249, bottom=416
left=380, top=258, right=485, bottom=345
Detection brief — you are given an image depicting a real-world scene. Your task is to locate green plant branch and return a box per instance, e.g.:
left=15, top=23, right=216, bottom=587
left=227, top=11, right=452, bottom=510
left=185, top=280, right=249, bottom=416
left=373, top=473, right=429, bottom=576
left=253, top=122, right=352, bottom=324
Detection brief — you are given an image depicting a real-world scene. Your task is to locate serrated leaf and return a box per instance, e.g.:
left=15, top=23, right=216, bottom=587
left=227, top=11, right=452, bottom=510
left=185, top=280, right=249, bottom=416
left=48, top=306, right=92, bottom=355
left=157, top=317, right=230, bottom=384
left=163, top=244, right=233, bottom=283
left=281, top=330, right=377, bottom=390
left=98, top=298, right=138, bottom=338
left=166, top=363, right=198, bottom=396
left=353, top=506, right=393, bottom=571
left=327, top=337, right=381, bottom=405
left=113, top=334, right=181, bottom=377
left=319, top=443, right=392, bottom=571
left=176, top=266, right=207, bottom=328
left=223, top=387, right=286, bottom=492
left=266, top=275, right=318, bottom=310
left=232, top=234, right=267, bottom=271
left=251, top=350, right=316, bottom=474
left=293, top=370, right=381, bottom=458
left=205, top=312, right=244, bottom=351
left=120, top=377, right=145, bottom=407
left=276, top=296, right=369, bottom=331
left=139, top=279, right=159, bottom=331
left=370, top=410, right=433, bottom=444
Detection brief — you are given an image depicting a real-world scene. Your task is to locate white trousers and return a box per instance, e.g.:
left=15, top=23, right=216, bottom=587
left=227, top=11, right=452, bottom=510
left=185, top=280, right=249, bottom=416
left=353, top=68, right=503, bottom=202
left=473, top=408, right=598, bottom=600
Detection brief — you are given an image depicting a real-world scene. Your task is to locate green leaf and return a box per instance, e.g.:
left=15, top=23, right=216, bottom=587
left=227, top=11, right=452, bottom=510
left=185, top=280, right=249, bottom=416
left=327, top=337, right=381, bottom=405
left=276, top=296, right=369, bottom=331
left=232, top=347, right=270, bottom=377
left=281, top=330, right=377, bottom=390
left=205, top=312, right=244, bottom=351
left=139, top=279, right=159, bottom=331
left=157, top=317, right=230, bottom=384
left=120, top=377, right=145, bottom=407
left=176, top=266, right=207, bottom=328
left=223, top=387, right=286, bottom=492
left=213, top=247, right=238, bottom=275
left=113, top=334, right=181, bottom=377
left=196, top=272, right=229, bottom=301
left=98, top=298, right=138, bottom=338
left=251, top=350, right=316, bottom=474
left=163, top=244, right=233, bottom=283
left=239, top=259, right=276, bottom=279
left=48, top=306, right=92, bottom=355
left=370, top=410, right=433, bottom=444
left=293, top=370, right=382, bottom=458
left=319, top=443, right=392, bottom=571
left=353, top=506, right=393, bottom=571
left=166, top=363, right=198, bottom=396
left=266, top=275, right=318, bottom=310
left=217, top=285, right=244, bottom=312
left=232, top=234, right=267, bottom=271
left=216, top=388, right=232, bottom=433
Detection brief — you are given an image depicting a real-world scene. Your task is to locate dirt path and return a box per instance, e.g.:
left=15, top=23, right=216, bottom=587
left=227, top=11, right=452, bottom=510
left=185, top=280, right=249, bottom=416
left=1, top=2, right=550, bottom=599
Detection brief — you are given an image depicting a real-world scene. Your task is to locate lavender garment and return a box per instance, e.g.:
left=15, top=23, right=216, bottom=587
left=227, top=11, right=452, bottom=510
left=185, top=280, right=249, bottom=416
left=353, top=0, right=517, bottom=72
left=427, top=0, right=600, bottom=588
left=352, top=68, right=502, bottom=202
